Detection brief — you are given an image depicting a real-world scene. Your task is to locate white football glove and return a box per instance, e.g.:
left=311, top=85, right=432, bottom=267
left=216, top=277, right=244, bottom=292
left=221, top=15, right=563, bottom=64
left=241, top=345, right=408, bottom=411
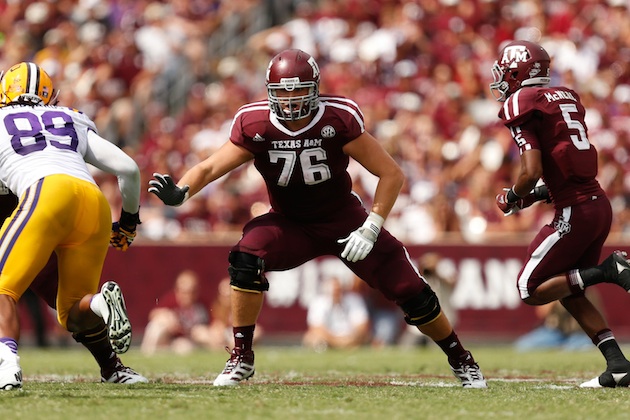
left=338, top=212, right=385, bottom=263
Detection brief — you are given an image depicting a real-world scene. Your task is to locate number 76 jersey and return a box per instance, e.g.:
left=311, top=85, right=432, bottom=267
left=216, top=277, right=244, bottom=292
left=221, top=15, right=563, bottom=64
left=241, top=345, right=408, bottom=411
left=0, top=104, right=97, bottom=198
left=230, top=95, right=365, bottom=222
left=499, top=86, right=605, bottom=208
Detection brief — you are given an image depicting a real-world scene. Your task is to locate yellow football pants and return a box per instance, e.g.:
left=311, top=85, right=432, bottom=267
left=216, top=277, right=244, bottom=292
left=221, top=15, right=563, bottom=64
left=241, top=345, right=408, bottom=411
left=0, top=174, right=111, bottom=328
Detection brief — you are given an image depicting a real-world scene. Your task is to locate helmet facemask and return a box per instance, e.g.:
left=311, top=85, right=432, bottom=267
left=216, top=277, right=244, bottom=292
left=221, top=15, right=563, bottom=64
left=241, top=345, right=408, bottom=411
left=267, top=78, right=318, bottom=121
left=489, top=62, right=511, bottom=102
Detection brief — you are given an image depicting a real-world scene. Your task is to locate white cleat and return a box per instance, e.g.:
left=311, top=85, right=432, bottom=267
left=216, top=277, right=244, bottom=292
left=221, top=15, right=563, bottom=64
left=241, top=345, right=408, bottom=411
left=449, top=351, right=488, bottom=388
left=102, top=359, right=148, bottom=384
left=98, top=281, right=132, bottom=354
left=0, top=342, right=22, bottom=391
left=213, top=347, right=255, bottom=386
left=451, top=363, right=488, bottom=388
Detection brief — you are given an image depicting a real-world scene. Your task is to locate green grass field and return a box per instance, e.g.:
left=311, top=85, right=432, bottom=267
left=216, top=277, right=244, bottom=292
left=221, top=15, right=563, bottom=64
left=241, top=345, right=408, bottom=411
left=1, top=345, right=629, bottom=419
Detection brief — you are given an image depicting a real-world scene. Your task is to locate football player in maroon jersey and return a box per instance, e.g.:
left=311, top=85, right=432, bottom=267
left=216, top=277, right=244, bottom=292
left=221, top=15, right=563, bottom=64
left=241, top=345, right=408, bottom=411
left=0, top=189, right=146, bottom=384
left=492, top=40, right=630, bottom=388
left=150, top=49, right=486, bottom=388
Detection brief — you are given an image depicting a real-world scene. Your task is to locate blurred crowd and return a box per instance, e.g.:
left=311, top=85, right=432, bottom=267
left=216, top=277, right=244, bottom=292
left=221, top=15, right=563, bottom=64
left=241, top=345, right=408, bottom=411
left=2, top=0, right=630, bottom=245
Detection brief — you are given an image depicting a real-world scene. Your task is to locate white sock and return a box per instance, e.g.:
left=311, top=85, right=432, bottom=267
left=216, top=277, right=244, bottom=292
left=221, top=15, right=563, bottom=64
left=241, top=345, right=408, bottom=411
left=90, top=293, right=105, bottom=317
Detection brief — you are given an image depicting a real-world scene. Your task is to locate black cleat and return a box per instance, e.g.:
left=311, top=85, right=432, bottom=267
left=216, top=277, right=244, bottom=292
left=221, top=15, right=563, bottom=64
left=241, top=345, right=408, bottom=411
left=600, top=250, right=630, bottom=292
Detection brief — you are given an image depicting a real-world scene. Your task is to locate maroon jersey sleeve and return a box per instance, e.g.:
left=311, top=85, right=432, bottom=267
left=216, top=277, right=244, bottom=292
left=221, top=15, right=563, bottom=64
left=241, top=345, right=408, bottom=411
left=499, top=87, right=604, bottom=207
left=229, top=96, right=366, bottom=221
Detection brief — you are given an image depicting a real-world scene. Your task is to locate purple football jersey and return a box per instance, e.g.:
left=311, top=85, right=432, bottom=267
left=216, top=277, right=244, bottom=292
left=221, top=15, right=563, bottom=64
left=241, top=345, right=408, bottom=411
left=499, top=86, right=605, bottom=207
left=230, top=95, right=364, bottom=222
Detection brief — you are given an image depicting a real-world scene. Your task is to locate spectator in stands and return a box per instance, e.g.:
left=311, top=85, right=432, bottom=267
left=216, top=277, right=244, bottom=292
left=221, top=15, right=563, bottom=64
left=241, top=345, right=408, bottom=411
left=3, top=1, right=630, bottom=242
left=303, top=276, right=370, bottom=351
left=141, top=269, right=210, bottom=355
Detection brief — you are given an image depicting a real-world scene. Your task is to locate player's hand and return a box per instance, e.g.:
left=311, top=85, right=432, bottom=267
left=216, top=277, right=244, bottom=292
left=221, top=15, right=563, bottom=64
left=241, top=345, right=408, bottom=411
left=495, top=189, right=519, bottom=216
left=110, top=209, right=141, bottom=251
left=148, top=173, right=189, bottom=206
left=338, top=212, right=384, bottom=263
left=496, top=185, right=550, bottom=216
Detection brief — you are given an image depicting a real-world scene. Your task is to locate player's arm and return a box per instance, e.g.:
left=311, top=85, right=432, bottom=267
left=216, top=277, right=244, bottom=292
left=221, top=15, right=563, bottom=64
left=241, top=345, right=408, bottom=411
left=337, top=131, right=405, bottom=262
left=84, top=130, right=142, bottom=250
left=149, top=140, right=254, bottom=206
left=342, top=131, right=405, bottom=221
left=84, top=130, right=141, bottom=214
left=513, top=146, right=543, bottom=197
left=496, top=123, right=549, bottom=215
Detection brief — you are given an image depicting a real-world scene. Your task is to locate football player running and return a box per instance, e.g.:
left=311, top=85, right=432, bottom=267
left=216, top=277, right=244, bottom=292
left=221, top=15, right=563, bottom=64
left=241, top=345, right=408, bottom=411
left=0, top=62, right=145, bottom=390
left=150, top=49, right=487, bottom=388
left=492, top=40, right=630, bottom=388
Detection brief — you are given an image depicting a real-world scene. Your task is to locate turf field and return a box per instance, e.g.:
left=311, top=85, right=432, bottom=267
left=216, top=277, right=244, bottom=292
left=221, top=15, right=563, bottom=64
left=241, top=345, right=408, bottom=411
left=1, top=345, right=629, bottom=419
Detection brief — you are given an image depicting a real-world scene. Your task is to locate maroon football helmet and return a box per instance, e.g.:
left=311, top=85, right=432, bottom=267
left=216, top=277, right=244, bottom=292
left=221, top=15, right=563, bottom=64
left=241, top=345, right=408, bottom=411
left=490, top=40, right=551, bottom=101
left=265, top=49, right=320, bottom=121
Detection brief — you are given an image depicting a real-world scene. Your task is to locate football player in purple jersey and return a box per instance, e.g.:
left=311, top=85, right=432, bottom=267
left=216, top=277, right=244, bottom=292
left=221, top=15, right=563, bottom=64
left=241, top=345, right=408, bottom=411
left=150, top=49, right=486, bottom=388
left=0, top=62, right=147, bottom=389
left=492, top=40, right=630, bottom=388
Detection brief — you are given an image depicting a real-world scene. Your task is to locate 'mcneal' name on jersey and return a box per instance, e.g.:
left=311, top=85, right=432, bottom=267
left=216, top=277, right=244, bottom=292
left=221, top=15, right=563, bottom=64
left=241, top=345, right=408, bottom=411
left=544, top=90, right=577, bottom=102
left=271, top=139, right=323, bottom=149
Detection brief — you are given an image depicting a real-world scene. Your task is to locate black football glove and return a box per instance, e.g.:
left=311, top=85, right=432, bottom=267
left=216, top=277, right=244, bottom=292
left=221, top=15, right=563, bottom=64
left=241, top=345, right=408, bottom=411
left=110, top=209, right=141, bottom=251
left=148, top=173, right=189, bottom=206
left=496, top=185, right=550, bottom=216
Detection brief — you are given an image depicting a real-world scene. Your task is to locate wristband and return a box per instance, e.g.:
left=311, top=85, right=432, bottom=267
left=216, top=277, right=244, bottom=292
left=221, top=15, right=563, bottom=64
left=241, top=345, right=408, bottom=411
left=506, top=186, right=522, bottom=203
left=119, top=208, right=141, bottom=228
left=181, top=189, right=190, bottom=205
left=363, top=212, right=385, bottom=236
left=533, top=185, right=549, bottom=201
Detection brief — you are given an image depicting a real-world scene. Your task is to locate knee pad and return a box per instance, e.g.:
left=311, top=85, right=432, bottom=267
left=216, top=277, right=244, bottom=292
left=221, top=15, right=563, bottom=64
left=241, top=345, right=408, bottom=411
left=228, top=251, right=269, bottom=293
left=400, top=286, right=441, bottom=326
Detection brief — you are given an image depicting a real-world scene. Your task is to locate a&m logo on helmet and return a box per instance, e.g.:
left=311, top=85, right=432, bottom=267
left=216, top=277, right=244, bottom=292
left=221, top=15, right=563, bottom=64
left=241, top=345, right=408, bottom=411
left=307, top=56, right=320, bottom=80
left=501, top=45, right=530, bottom=67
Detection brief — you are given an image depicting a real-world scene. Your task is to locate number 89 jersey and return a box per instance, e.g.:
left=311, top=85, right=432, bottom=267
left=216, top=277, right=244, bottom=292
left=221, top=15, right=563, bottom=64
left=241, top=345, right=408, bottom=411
left=499, top=86, right=605, bottom=208
left=230, top=95, right=364, bottom=222
left=0, top=104, right=97, bottom=198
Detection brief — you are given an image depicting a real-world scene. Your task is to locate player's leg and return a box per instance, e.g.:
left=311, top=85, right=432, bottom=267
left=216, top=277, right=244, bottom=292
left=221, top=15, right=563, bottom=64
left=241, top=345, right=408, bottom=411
left=0, top=181, right=63, bottom=390
left=350, top=230, right=486, bottom=388
left=519, top=201, right=616, bottom=305
left=60, top=255, right=134, bottom=357
left=0, top=294, right=21, bottom=390
left=56, top=180, right=145, bottom=383
left=31, top=255, right=146, bottom=384
left=561, top=291, right=630, bottom=387
left=519, top=201, right=630, bottom=387
left=55, top=189, right=112, bottom=334
left=212, top=251, right=267, bottom=386
left=213, top=213, right=321, bottom=386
